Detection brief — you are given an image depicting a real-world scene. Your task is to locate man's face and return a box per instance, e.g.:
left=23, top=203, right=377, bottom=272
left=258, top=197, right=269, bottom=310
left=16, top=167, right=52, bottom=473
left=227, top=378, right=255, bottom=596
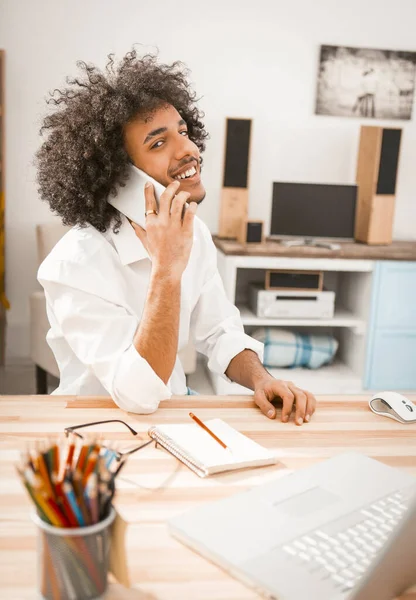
left=124, top=104, right=206, bottom=203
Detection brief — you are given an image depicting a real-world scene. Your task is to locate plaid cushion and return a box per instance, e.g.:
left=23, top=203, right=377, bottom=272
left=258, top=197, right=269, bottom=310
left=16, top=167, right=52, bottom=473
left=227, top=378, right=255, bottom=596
left=251, top=328, right=338, bottom=369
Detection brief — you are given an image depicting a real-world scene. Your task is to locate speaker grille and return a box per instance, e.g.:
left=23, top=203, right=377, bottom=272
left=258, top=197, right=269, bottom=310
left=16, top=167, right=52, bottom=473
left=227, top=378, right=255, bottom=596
left=376, top=128, right=402, bottom=195
left=246, top=222, right=262, bottom=243
left=223, top=119, right=251, bottom=188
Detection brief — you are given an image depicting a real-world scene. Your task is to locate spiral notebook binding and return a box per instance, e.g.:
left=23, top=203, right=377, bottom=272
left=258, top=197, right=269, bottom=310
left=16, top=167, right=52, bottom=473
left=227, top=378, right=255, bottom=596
left=148, top=426, right=209, bottom=478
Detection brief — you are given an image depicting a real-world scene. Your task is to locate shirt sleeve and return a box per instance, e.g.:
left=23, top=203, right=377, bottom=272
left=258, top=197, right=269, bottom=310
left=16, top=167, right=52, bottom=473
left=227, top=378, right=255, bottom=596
left=40, top=278, right=171, bottom=414
left=190, top=225, right=264, bottom=382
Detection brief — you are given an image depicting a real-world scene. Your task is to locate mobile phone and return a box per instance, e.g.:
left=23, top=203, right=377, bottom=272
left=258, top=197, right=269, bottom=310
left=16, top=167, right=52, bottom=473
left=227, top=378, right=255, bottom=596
left=108, top=165, right=166, bottom=226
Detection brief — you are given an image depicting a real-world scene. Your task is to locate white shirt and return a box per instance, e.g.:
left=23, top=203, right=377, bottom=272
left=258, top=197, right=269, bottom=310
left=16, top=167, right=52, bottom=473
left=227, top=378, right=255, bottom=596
left=38, top=168, right=263, bottom=413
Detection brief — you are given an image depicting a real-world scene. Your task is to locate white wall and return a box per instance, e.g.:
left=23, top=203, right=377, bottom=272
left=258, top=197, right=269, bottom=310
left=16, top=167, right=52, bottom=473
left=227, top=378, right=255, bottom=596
left=1, top=0, right=415, bottom=358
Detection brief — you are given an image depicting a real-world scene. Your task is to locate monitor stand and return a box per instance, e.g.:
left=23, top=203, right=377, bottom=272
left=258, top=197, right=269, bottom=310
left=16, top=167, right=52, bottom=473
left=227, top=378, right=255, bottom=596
left=280, top=238, right=341, bottom=251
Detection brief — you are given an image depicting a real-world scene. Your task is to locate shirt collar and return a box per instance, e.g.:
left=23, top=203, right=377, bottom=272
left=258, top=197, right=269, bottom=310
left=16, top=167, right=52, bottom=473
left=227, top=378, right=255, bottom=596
left=108, top=165, right=150, bottom=265
left=109, top=214, right=149, bottom=265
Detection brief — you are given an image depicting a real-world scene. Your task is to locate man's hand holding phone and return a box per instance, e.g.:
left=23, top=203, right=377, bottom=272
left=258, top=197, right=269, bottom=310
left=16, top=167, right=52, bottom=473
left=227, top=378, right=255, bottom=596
left=131, top=180, right=197, bottom=280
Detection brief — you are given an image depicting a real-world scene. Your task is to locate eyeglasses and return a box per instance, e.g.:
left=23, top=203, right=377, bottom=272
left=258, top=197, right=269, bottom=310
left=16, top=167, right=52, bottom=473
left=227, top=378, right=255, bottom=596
left=64, top=419, right=154, bottom=462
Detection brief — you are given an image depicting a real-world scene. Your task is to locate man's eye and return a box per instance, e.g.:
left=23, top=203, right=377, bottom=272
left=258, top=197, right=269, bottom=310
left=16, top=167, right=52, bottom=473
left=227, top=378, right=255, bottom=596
left=151, top=140, right=164, bottom=149
left=180, top=130, right=189, bottom=137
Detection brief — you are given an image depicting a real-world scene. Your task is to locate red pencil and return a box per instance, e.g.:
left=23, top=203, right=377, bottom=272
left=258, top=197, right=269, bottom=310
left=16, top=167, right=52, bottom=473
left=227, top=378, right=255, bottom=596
left=44, top=495, right=71, bottom=528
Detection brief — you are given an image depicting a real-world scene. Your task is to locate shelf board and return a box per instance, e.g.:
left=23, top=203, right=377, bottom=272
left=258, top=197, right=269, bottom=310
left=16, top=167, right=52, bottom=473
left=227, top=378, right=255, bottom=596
left=266, top=361, right=363, bottom=394
left=210, top=360, right=364, bottom=396
left=238, top=305, right=366, bottom=332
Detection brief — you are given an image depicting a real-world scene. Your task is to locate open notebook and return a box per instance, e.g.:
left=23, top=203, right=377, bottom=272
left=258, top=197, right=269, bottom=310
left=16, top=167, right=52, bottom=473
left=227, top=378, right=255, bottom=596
left=148, top=419, right=277, bottom=478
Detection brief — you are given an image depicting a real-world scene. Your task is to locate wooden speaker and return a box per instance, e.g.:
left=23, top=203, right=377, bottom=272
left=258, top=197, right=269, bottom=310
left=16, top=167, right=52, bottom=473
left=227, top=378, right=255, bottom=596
left=218, top=118, right=252, bottom=238
left=355, top=126, right=402, bottom=245
left=265, top=270, right=323, bottom=291
left=237, top=220, right=264, bottom=244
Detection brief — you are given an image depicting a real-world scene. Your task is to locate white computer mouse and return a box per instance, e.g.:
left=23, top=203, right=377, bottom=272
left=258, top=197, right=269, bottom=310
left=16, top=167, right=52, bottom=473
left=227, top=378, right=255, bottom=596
left=369, top=391, right=416, bottom=424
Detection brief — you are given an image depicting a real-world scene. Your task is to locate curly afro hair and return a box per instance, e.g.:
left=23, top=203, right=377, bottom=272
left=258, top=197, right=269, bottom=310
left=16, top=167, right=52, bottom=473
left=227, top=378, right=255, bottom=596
left=36, top=50, right=208, bottom=232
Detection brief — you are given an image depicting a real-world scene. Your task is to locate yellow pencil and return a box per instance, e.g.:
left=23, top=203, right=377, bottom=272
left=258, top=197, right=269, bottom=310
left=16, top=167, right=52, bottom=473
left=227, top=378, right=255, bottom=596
left=32, top=490, right=59, bottom=525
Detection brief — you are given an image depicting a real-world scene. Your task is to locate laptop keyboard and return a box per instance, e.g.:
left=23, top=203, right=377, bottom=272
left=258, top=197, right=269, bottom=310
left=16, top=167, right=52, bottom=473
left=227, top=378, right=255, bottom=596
left=281, top=489, right=410, bottom=593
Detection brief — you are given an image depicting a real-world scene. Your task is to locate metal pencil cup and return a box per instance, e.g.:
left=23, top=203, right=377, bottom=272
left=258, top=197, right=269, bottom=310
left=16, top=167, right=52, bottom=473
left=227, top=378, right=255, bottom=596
left=32, top=507, right=116, bottom=600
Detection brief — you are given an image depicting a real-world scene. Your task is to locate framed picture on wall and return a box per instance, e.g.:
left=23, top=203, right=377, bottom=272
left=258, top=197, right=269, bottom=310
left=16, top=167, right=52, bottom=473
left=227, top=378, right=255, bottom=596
left=315, top=44, right=416, bottom=120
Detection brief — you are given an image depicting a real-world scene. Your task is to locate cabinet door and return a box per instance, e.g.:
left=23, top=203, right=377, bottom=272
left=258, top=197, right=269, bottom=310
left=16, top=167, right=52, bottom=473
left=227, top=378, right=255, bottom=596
left=366, top=261, right=416, bottom=390
left=367, top=330, right=416, bottom=390
left=374, top=262, right=416, bottom=329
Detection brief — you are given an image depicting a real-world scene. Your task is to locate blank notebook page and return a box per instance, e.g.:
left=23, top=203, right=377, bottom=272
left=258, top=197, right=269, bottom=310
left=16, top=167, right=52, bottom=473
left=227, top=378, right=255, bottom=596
left=152, top=419, right=276, bottom=473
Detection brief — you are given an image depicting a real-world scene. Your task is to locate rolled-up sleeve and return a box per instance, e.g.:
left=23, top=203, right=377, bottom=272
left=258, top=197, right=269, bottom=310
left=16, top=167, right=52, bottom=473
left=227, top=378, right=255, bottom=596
left=111, top=344, right=171, bottom=413
left=41, top=278, right=171, bottom=413
left=190, top=228, right=264, bottom=382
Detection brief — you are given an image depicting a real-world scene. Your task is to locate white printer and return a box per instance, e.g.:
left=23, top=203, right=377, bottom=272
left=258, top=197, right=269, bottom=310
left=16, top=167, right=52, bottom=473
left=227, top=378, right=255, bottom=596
left=249, top=283, right=335, bottom=319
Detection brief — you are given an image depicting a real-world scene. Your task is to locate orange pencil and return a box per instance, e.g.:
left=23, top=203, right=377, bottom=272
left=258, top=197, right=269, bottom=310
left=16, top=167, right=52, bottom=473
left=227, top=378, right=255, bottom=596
left=82, top=450, right=99, bottom=485
left=189, top=412, right=228, bottom=450
left=35, top=452, right=55, bottom=498
left=75, top=443, right=89, bottom=473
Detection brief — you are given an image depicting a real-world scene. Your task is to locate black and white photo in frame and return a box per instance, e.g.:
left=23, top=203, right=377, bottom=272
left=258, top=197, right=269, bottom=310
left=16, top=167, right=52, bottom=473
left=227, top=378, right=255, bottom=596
left=315, top=44, right=416, bottom=121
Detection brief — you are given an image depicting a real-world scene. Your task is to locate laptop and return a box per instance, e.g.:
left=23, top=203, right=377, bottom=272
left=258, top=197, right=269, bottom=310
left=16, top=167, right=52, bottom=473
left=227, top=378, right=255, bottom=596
left=169, top=453, right=416, bottom=600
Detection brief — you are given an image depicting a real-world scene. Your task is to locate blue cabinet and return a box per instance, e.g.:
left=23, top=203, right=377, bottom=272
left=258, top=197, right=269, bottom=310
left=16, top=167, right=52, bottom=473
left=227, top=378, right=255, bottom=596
left=366, top=261, right=416, bottom=390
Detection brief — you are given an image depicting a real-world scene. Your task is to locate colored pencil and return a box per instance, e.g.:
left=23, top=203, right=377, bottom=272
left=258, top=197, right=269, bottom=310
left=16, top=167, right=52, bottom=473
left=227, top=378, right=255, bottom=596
left=85, top=472, right=99, bottom=524
left=62, top=480, right=85, bottom=526
left=65, top=438, right=75, bottom=471
left=36, top=451, right=55, bottom=498
left=82, top=450, right=99, bottom=485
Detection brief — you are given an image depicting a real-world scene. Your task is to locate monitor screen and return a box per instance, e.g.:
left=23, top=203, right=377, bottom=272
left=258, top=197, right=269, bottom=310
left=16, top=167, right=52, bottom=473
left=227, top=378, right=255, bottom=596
left=270, top=182, right=357, bottom=239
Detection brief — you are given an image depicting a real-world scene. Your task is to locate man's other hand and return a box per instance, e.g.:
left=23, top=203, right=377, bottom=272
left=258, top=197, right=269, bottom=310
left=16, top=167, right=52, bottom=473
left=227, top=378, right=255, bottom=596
left=253, top=377, right=316, bottom=425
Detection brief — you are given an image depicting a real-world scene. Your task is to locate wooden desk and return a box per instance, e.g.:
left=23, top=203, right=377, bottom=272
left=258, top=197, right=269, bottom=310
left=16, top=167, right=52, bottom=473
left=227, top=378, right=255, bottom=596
left=1, top=395, right=415, bottom=599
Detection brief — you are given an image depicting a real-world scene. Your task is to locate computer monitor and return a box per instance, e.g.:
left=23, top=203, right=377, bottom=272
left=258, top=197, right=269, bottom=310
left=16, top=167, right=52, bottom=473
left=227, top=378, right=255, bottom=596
left=270, top=182, right=357, bottom=248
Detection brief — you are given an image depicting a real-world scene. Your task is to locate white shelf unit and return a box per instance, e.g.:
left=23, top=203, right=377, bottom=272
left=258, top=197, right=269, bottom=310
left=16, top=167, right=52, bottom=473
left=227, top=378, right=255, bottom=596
left=237, top=305, right=366, bottom=334
left=212, top=360, right=363, bottom=396
left=208, top=252, right=375, bottom=395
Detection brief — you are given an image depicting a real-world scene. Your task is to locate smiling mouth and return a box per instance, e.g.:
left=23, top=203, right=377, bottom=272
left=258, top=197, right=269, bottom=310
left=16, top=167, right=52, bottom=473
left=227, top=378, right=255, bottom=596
left=173, top=163, right=199, bottom=182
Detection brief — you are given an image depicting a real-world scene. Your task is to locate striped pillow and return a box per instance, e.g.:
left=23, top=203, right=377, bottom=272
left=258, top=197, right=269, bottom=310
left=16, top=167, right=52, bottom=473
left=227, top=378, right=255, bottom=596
left=251, top=328, right=338, bottom=369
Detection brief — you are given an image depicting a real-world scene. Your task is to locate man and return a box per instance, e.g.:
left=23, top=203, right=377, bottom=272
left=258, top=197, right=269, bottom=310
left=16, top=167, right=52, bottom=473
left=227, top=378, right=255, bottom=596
left=37, top=50, right=316, bottom=424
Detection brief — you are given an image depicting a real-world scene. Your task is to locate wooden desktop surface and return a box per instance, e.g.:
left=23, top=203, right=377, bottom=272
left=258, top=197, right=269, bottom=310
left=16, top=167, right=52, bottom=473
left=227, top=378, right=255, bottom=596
left=1, top=394, right=415, bottom=599
left=213, top=237, right=416, bottom=260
